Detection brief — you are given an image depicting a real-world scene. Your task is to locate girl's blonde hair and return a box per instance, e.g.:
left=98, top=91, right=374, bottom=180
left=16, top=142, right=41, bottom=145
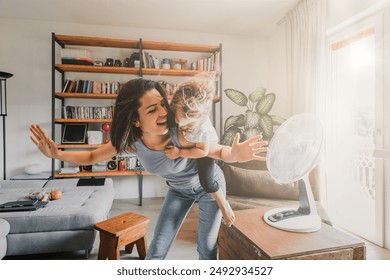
left=170, top=72, right=217, bottom=128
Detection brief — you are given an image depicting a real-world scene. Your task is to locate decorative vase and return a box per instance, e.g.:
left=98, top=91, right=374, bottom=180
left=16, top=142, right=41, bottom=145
left=102, top=123, right=111, bottom=144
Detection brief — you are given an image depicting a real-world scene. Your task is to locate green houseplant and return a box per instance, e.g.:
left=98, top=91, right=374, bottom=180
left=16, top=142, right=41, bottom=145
left=221, top=87, right=285, bottom=146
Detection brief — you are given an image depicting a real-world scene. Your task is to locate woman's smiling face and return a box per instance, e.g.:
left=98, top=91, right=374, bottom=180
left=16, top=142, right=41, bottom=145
left=137, top=88, right=169, bottom=136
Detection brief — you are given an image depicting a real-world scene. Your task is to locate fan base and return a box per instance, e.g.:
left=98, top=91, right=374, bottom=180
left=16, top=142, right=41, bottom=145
left=263, top=207, right=321, bottom=233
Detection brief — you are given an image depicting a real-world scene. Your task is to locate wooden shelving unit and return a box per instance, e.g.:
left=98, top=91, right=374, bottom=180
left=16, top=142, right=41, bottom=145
left=52, top=33, right=222, bottom=204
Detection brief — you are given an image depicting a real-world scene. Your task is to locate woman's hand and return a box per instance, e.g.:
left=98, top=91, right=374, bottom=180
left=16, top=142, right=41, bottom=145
left=30, top=124, right=59, bottom=159
left=231, top=133, right=268, bottom=162
left=165, top=145, right=180, bottom=160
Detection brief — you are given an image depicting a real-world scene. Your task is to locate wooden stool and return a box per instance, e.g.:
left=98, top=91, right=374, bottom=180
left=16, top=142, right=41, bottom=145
left=95, top=212, right=149, bottom=260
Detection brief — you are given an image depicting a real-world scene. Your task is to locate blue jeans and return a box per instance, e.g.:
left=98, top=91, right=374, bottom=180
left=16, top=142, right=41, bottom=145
left=145, top=168, right=225, bottom=260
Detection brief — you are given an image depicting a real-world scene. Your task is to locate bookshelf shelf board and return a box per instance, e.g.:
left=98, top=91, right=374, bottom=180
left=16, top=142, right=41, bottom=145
left=142, top=41, right=219, bottom=53
left=55, top=118, right=112, bottom=124
left=55, top=64, right=140, bottom=74
left=142, top=68, right=213, bottom=77
left=55, top=34, right=139, bottom=49
left=54, top=35, right=219, bottom=53
left=57, top=144, right=106, bottom=149
left=55, top=64, right=218, bottom=77
left=56, top=92, right=219, bottom=102
left=55, top=93, right=118, bottom=99
left=55, top=170, right=151, bottom=178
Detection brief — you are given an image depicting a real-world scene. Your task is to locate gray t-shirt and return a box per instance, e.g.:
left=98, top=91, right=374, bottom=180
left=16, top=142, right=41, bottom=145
left=133, top=126, right=200, bottom=190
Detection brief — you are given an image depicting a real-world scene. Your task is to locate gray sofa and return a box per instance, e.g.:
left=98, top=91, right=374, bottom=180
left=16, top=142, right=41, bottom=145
left=220, top=161, right=332, bottom=226
left=0, top=218, right=10, bottom=259
left=0, top=178, right=114, bottom=258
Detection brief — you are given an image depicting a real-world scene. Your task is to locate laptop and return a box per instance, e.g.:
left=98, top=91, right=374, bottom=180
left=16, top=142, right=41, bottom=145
left=77, top=178, right=106, bottom=187
left=0, top=200, right=48, bottom=212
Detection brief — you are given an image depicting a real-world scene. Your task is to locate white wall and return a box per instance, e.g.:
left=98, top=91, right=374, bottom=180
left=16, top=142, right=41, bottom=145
left=265, top=24, right=291, bottom=120
left=0, top=17, right=267, bottom=198
left=327, top=0, right=386, bottom=28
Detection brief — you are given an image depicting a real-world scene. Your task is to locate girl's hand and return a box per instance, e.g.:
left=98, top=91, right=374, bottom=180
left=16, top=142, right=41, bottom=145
left=165, top=145, right=180, bottom=160
left=231, top=133, right=268, bottom=162
left=30, top=124, right=59, bottom=159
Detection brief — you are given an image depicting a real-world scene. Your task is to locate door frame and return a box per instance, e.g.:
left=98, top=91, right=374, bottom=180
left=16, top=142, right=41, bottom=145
left=326, top=10, right=386, bottom=247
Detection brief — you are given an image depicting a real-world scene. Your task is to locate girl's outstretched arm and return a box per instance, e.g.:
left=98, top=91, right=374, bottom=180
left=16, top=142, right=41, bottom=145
left=208, top=133, right=268, bottom=163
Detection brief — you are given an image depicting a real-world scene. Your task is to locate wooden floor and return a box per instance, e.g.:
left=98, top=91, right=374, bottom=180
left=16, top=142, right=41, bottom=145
left=4, top=197, right=390, bottom=260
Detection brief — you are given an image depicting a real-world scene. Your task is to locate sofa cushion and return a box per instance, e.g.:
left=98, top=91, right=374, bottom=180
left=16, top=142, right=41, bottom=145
left=0, top=179, right=114, bottom=234
left=222, top=163, right=299, bottom=200
left=221, top=161, right=320, bottom=201
left=0, top=180, right=48, bottom=189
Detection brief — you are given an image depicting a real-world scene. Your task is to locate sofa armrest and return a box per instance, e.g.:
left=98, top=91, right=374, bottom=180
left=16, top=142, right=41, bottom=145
left=0, top=218, right=10, bottom=259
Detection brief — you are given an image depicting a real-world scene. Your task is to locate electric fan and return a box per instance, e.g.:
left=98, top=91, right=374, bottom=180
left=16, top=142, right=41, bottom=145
left=264, top=113, right=323, bottom=232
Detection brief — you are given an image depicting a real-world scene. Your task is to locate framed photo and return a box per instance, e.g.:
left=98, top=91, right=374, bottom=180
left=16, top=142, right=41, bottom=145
left=61, top=124, right=87, bottom=144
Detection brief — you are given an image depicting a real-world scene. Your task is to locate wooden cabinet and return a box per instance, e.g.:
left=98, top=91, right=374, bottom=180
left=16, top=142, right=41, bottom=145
left=51, top=33, right=222, bottom=179
left=218, top=208, right=366, bottom=260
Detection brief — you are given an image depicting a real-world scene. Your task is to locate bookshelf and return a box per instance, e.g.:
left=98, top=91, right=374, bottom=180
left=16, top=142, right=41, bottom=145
left=51, top=33, right=222, bottom=186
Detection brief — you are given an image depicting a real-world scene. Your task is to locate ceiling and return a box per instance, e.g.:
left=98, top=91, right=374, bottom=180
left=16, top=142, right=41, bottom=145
left=0, top=0, right=300, bottom=37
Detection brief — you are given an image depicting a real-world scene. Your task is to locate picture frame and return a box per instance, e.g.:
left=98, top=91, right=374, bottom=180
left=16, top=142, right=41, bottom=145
left=61, top=124, right=88, bottom=144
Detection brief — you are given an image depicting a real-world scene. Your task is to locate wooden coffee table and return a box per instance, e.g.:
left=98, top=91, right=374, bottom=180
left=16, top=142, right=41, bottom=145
left=218, top=208, right=366, bottom=260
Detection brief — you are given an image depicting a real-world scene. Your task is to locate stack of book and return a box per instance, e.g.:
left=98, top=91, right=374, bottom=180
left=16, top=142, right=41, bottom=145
left=142, top=51, right=160, bottom=68
left=63, top=105, right=114, bottom=119
left=62, top=79, right=122, bottom=94
left=195, top=52, right=220, bottom=71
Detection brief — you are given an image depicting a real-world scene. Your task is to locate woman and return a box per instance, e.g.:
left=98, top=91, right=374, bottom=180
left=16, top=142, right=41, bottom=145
left=30, top=78, right=267, bottom=260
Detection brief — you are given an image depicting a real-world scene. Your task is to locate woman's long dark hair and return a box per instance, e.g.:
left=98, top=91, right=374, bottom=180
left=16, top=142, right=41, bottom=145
left=110, top=78, right=175, bottom=154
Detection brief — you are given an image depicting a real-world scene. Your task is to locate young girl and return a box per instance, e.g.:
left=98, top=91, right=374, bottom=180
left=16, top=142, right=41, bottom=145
left=165, top=74, right=235, bottom=227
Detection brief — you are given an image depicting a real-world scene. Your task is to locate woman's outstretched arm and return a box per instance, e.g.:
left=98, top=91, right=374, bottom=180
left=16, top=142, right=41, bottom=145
left=30, top=124, right=117, bottom=165
left=208, top=133, right=268, bottom=163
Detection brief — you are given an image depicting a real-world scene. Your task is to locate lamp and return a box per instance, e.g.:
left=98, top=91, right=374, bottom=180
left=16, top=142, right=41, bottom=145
left=0, top=71, right=14, bottom=180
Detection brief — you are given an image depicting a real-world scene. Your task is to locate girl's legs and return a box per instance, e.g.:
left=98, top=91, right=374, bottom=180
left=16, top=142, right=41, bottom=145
left=197, top=157, right=235, bottom=226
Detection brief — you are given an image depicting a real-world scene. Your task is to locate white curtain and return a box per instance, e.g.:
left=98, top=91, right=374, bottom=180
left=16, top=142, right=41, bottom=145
left=285, top=0, right=327, bottom=115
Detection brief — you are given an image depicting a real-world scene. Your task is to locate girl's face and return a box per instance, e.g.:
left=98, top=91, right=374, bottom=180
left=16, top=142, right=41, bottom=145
left=137, top=89, right=169, bottom=136
left=174, top=106, right=196, bottom=137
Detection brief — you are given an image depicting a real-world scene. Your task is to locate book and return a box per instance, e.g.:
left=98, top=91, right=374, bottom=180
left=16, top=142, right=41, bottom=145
left=0, top=200, right=38, bottom=208
left=0, top=201, right=48, bottom=212
left=62, top=79, right=71, bottom=92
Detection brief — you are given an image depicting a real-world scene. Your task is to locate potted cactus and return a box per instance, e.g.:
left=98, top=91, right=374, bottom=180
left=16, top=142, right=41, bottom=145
left=221, top=87, right=285, bottom=146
